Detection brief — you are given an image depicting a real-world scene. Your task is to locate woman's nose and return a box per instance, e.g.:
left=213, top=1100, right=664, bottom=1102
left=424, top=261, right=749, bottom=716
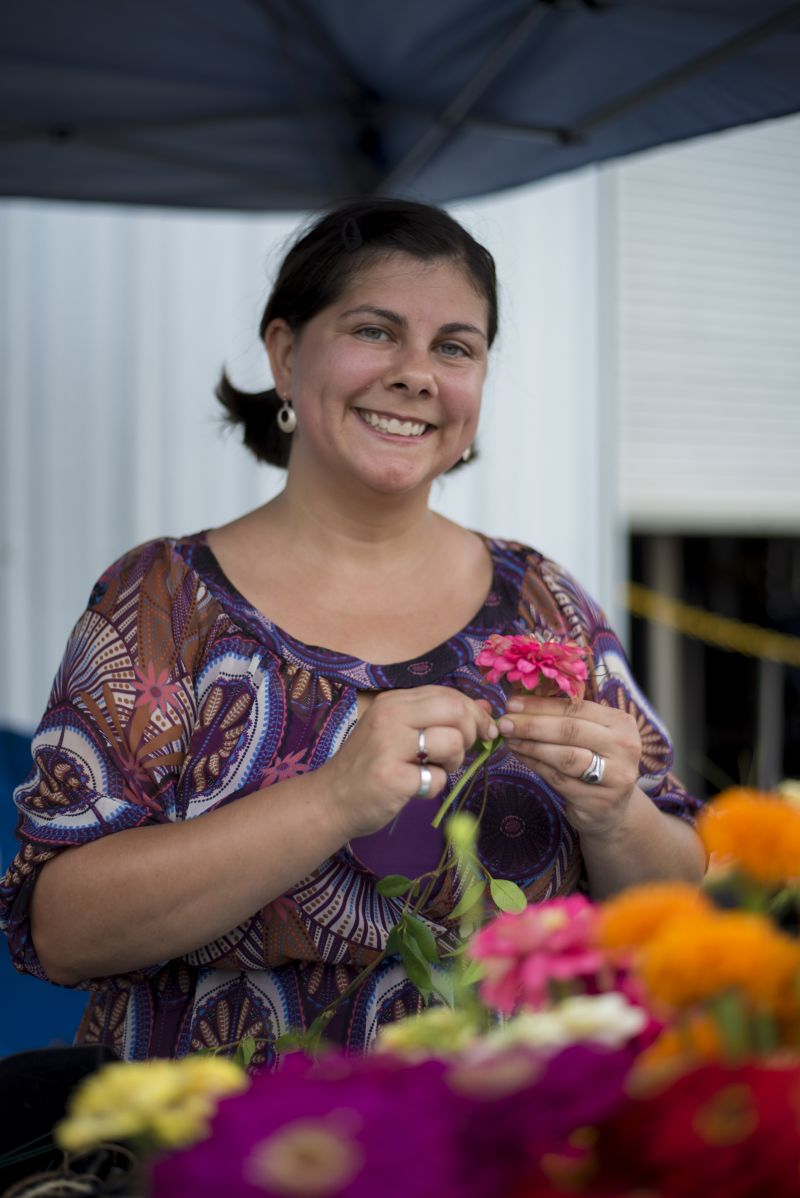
left=386, top=344, right=436, bottom=397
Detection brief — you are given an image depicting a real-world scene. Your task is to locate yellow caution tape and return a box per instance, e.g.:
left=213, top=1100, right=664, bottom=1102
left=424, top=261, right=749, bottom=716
left=625, top=582, right=800, bottom=668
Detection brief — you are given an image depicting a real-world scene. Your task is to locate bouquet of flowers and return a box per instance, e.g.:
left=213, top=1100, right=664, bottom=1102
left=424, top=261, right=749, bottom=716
left=13, top=634, right=800, bottom=1198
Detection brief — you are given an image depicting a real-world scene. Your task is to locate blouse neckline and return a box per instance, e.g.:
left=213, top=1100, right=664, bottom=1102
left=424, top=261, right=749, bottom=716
left=178, top=529, right=523, bottom=690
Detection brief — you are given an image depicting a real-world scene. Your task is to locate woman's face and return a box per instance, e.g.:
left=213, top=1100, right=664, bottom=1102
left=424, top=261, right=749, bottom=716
left=265, top=253, right=490, bottom=498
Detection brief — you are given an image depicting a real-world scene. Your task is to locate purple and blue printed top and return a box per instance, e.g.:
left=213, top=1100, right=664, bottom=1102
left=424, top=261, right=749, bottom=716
left=0, top=534, right=700, bottom=1065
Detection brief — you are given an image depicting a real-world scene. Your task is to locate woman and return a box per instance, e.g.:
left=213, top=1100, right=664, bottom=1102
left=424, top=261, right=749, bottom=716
left=0, top=199, right=704, bottom=1065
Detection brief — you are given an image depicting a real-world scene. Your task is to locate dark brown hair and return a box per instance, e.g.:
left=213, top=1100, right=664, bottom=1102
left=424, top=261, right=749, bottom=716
left=216, top=197, right=498, bottom=468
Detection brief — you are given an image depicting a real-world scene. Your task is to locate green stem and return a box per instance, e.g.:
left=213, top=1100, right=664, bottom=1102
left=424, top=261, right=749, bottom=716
left=413, top=765, right=484, bottom=914
left=431, top=738, right=501, bottom=829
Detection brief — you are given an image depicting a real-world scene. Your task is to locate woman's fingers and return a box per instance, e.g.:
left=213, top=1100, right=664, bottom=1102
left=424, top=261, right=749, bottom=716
left=391, top=687, right=498, bottom=748
left=499, top=698, right=640, bottom=756
left=410, top=724, right=471, bottom=773
left=509, top=740, right=610, bottom=788
left=330, top=685, right=498, bottom=838
left=402, top=761, right=450, bottom=801
left=497, top=694, right=643, bottom=836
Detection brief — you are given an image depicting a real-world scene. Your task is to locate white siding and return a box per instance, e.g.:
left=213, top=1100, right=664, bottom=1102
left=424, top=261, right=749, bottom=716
left=617, top=113, right=800, bottom=531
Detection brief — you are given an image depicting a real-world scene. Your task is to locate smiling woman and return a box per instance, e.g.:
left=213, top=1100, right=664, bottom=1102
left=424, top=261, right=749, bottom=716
left=0, top=199, right=705, bottom=1067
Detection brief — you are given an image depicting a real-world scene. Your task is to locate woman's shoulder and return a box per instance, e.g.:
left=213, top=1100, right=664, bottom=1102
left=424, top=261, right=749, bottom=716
left=481, top=534, right=606, bottom=636
left=86, top=533, right=207, bottom=612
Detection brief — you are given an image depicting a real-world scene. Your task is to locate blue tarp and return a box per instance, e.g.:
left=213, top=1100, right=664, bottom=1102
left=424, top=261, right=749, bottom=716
left=2, top=0, right=800, bottom=212
left=0, top=730, right=86, bottom=1056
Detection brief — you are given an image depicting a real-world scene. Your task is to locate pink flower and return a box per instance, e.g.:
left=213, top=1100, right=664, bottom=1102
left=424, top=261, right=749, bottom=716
left=469, top=897, right=606, bottom=1014
left=133, top=662, right=183, bottom=716
left=476, top=634, right=588, bottom=699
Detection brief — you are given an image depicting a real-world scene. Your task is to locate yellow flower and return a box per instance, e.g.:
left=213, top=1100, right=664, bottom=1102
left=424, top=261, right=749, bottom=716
left=597, top=882, right=713, bottom=953
left=176, top=1054, right=249, bottom=1096
left=148, top=1093, right=217, bottom=1150
left=376, top=1007, right=478, bottom=1059
left=698, top=788, right=800, bottom=885
left=639, top=910, right=800, bottom=1016
left=55, top=1054, right=248, bottom=1154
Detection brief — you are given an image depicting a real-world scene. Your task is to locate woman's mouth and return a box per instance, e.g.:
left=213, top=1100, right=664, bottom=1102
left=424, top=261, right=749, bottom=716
left=355, top=408, right=431, bottom=438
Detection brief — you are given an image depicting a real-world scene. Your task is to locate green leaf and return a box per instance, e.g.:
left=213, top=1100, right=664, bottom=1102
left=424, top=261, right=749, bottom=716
left=751, top=1010, right=780, bottom=1055
left=232, top=1036, right=258, bottom=1069
left=711, top=990, right=749, bottom=1063
left=398, top=935, right=433, bottom=1000
left=273, top=1031, right=305, bottom=1054
left=489, top=877, right=528, bottom=914
left=449, top=880, right=486, bottom=921
left=385, top=924, right=404, bottom=956
left=404, top=914, right=440, bottom=963
left=459, top=959, right=486, bottom=987
left=428, top=969, right=456, bottom=1009
left=376, top=874, right=416, bottom=898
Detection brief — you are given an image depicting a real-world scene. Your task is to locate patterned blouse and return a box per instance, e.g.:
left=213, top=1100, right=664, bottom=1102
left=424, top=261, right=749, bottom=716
left=0, top=533, right=700, bottom=1066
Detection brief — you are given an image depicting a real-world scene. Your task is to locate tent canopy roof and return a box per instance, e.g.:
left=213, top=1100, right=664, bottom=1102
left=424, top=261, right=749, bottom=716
left=2, top=0, right=800, bottom=211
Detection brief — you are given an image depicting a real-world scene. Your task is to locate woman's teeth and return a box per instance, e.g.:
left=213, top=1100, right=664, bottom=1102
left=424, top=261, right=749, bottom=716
left=358, top=409, right=427, bottom=437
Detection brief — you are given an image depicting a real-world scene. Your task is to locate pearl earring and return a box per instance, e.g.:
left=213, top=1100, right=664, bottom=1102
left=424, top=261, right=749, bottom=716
left=277, top=396, right=297, bottom=434
left=461, top=445, right=473, bottom=463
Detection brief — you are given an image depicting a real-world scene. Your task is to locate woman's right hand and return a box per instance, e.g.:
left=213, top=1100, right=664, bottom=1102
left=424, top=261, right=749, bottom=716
left=323, top=685, right=499, bottom=840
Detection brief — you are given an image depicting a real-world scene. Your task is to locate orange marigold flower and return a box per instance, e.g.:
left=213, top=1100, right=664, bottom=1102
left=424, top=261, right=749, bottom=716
left=597, top=882, right=713, bottom=955
left=640, top=911, right=800, bottom=1017
left=698, top=788, right=800, bottom=885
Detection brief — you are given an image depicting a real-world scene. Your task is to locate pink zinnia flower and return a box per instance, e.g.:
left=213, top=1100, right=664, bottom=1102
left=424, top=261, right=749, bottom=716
left=468, top=897, right=605, bottom=1014
left=133, top=662, right=183, bottom=716
left=476, top=633, right=588, bottom=699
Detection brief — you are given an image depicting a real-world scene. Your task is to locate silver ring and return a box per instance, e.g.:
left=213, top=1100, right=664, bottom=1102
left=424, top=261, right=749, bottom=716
left=580, top=752, right=605, bottom=786
left=416, top=728, right=429, bottom=763
left=415, top=764, right=433, bottom=798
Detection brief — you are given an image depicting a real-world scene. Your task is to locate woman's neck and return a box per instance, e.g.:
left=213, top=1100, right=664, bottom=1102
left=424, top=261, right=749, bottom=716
left=262, top=467, right=444, bottom=575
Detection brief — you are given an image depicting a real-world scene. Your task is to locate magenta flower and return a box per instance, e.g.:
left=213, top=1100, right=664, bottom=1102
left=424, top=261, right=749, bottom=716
left=468, top=897, right=605, bottom=1014
left=150, top=1053, right=464, bottom=1198
left=133, top=661, right=183, bottom=716
left=475, top=633, right=588, bottom=699
left=446, top=1043, right=633, bottom=1194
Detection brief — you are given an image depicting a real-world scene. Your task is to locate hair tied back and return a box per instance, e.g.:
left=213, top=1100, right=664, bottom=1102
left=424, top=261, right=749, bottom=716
left=341, top=217, right=363, bottom=250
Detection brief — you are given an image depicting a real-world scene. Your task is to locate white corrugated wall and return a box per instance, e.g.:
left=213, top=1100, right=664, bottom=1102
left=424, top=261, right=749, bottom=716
left=617, top=113, right=800, bottom=531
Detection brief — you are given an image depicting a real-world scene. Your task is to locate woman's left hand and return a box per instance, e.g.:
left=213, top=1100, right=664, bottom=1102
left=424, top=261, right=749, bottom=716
left=497, top=695, right=643, bottom=838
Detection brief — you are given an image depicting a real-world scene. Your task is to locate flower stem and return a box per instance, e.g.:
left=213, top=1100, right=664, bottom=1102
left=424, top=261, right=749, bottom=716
left=431, top=738, right=502, bottom=829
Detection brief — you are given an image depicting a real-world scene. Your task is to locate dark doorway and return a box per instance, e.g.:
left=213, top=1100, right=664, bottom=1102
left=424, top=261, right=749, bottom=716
left=629, top=534, right=800, bottom=801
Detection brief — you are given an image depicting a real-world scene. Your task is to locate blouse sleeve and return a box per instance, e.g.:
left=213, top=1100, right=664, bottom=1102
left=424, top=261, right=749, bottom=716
left=535, top=555, right=703, bottom=824
left=0, top=539, right=217, bottom=985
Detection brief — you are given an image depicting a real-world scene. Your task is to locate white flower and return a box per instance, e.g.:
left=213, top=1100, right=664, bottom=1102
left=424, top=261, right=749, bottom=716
left=481, top=991, right=646, bottom=1054
left=555, top=992, right=647, bottom=1047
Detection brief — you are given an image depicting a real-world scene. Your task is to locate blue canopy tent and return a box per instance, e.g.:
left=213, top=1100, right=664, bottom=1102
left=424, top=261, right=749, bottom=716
left=1, top=0, right=800, bottom=212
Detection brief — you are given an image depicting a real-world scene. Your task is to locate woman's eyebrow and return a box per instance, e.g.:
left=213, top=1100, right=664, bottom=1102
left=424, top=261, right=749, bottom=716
left=339, top=304, right=405, bottom=326
left=339, top=305, right=486, bottom=340
left=439, top=321, right=487, bottom=342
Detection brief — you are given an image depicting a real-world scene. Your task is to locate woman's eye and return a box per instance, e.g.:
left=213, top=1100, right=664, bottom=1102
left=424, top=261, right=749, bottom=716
left=355, top=325, right=389, bottom=341
left=438, top=341, right=469, bottom=358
